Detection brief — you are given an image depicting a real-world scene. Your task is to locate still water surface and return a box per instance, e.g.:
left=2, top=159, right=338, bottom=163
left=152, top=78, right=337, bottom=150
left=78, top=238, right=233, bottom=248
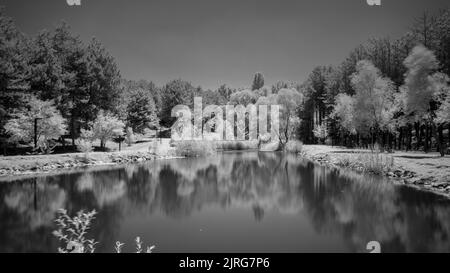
left=0, top=152, right=449, bottom=253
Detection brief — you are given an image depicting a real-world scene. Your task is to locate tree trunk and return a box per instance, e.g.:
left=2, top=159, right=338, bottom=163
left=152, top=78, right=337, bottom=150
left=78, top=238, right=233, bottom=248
left=400, top=127, right=404, bottom=150
left=71, top=114, right=75, bottom=147
left=408, top=124, right=413, bottom=151
left=446, top=124, right=449, bottom=147
left=415, top=122, right=421, bottom=150
left=428, top=125, right=433, bottom=152
left=423, top=125, right=429, bottom=153
left=436, top=124, right=445, bottom=157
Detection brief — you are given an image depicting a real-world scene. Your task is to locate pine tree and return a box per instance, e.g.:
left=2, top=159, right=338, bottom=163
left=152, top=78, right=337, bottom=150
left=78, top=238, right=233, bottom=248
left=126, top=90, right=159, bottom=134
left=251, top=72, right=264, bottom=91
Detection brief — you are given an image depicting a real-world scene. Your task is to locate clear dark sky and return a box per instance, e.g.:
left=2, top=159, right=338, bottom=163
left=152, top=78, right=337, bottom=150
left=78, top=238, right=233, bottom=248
left=1, top=0, right=449, bottom=90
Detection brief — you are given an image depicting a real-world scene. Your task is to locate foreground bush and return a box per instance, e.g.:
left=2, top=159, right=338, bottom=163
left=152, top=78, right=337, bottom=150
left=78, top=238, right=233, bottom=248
left=174, top=140, right=216, bottom=157
left=53, top=209, right=98, bottom=253
left=53, top=209, right=155, bottom=253
left=285, top=140, right=303, bottom=153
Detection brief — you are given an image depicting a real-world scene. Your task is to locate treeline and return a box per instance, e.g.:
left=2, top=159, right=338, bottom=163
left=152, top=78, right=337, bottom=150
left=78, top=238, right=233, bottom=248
left=0, top=8, right=122, bottom=153
left=1, top=8, right=449, bottom=156
left=298, top=9, right=450, bottom=155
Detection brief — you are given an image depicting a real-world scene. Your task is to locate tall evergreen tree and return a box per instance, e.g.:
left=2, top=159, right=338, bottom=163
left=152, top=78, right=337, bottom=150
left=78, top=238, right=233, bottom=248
left=160, top=79, right=196, bottom=127
left=0, top=9, right=30, bottom=152
left=126, top=90, right=158, bottom=134
left=251, top=72, right=265, bottom=91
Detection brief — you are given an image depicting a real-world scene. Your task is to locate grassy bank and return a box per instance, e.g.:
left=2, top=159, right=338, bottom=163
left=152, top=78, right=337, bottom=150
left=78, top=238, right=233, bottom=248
left=301, top=145, right=450, bottom=197
left=0, top=139, right=262, bottom=178
left=0, top=139, right=176, bottom=178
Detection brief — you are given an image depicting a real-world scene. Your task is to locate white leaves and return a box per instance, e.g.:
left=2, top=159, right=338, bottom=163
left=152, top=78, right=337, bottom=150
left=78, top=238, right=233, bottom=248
left=401, top=45, right=439, bottom=119
left=313, top=124, right=329, bottom=141
left=113, top=238, right=156, bottom=254
left=436, top=92, right=450, bottom=124
left=114, top=241, right=125, bottom=253
left=332, top=94, right=356, bottom=134
left=4, top=95, right=67, bottom=150
left=349, top=60, right=396, bottom=135
left=91, top=110, right=125, bottom=144
left=146, top=245, right=156, bottom=253
left=53, top=209, right=98, bottom=253
left=135, top=236, right=142, bottom=253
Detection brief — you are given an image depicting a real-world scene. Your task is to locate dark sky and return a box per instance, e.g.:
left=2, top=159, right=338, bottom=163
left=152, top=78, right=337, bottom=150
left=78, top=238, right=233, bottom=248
left=1, top=0, right=449, bottom=90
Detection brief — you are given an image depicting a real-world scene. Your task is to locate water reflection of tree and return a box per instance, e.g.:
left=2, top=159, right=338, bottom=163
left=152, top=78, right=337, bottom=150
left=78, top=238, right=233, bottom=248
left=140, top=153, right=450, bottom=252
left=297, top=162, right=450, bottom=253
left=141, top=152, right=306, bottom=219
left=4, top=178, right=66, bottom=229
left=77, top=171, right=126, bottom=207
left=1, top=152, right=450, bottom=252
left=75, top=169, right=128, bottom=252
left=0, top=178, right=66, bottom=252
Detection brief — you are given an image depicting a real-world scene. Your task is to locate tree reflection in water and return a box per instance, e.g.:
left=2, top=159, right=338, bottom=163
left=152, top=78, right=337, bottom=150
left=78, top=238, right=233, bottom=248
left=0, top=151, right=450, bottom=252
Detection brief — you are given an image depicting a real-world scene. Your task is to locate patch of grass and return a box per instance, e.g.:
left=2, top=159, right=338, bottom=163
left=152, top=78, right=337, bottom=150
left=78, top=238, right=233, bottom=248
left=216, top=140, right=258, bottom=151
left=53, top=209, right=156, bottom=253
left=285, top=140, right=303, bottom=154
left=174, top=140, right=216, bottom=157
left=336, top=151, right=394, bottom=175
left=357, top=152, right=394, bottom=175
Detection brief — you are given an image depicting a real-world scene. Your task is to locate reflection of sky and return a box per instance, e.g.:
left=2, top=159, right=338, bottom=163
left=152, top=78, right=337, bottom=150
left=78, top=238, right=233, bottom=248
left=1, top=152, right=450, bottom=252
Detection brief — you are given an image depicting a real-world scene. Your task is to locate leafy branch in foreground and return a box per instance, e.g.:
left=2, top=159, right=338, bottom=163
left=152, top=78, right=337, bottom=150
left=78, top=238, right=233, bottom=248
left=114, top=237, right=156, bottom=253
left=53, top=209, right=98, bottom=253
left=53, top=209, right=156, bottom=253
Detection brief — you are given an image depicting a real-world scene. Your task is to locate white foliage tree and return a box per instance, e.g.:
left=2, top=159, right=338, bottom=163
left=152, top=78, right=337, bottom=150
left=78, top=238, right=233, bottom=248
left=5, top=96, right=67, bottom=153
left=91, top=111, right=125, bottom=149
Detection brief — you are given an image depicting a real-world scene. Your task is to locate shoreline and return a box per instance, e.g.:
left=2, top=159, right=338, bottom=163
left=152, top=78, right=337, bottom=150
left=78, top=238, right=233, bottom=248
left=1, top=144, right=450, bottom=199
left=0, top=139, right=260, bottom=180
left=0, top=150, right=182, bottom=181
left=300, top=145, right=450, bottom=198
left=0, top=139, right=180, bottom=181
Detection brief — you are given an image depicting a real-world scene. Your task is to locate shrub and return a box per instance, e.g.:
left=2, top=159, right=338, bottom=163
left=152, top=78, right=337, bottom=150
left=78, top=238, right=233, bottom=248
left=216, top=140, right=258, bottom=151
left=76, top=139, right=93, bottom=153
left=285, top=140, right=303, bottom=153
left=76, top=129, right=94, bottom=163
left=76, top=139, right=94, bottom=163
left=175, top=140, right=216, bottom=157
left=125, top=127, right=135, bottom=146
left=356, top=152, right=394, bottom=175
left=115, top=237, right=156, bottom=253
left=53, top=209, right=98, bottom=253
left=148, top=139, right=164, bottom=155
left=54, top=209, right=156, bottom=253
left=91, top=111, right=125, bottom=149
left=313, top=124, right=328, bottom=144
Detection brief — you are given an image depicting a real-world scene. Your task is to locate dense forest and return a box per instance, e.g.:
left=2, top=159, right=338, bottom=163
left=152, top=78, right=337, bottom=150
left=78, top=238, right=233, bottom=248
left=0, top=7, right=449, bottom=156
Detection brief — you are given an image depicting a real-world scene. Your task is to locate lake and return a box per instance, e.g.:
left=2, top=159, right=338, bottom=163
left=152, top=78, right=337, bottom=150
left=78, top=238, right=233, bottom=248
left=0, top=151, right=449, bottom=253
